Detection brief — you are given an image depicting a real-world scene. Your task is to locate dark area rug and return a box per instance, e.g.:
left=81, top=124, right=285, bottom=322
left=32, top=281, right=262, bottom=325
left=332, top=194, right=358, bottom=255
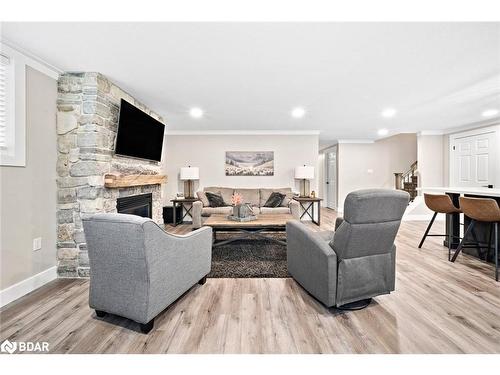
left=207, top=233, right=289, bottom=278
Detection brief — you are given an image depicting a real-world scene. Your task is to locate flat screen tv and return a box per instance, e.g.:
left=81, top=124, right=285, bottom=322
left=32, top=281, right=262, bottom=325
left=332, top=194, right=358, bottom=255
left=115, top=99, right=165, bottom=162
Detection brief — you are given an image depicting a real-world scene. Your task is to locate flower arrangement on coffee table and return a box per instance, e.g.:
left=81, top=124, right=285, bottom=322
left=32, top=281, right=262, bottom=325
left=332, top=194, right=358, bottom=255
left=229, top=193, right=256, bottom=221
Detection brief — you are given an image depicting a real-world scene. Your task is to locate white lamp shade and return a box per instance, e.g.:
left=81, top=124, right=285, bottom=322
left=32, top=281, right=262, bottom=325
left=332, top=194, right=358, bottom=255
left=294, top=165, right=314, bottom=180
left=180, top=167, right=199, bottom=180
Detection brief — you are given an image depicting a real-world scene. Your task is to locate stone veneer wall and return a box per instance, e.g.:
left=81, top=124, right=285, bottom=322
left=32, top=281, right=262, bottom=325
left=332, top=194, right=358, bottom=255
left=56, top=72, right=164, bottom=277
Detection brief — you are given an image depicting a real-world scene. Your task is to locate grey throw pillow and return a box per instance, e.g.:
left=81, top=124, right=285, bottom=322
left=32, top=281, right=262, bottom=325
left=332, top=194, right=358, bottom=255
left=264, top=192, right=286, bottom=208
left=205, top=191, right=226, bottom=207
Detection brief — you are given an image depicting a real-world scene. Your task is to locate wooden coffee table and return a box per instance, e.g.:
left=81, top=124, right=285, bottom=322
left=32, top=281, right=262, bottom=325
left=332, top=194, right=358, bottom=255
left=203, top=214, right=294, bottom=247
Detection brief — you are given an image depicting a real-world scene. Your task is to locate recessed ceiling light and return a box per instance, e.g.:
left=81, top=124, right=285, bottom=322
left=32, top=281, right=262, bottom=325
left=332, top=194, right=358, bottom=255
left=381, top=108, right=397, bottom=118
left=377, top=128, right=389, bottom=136
left=481, top=109, right=499, bottom=117
left=189, top=107, right=204, bottom=118
left=291, top=107, right=306, bottom=118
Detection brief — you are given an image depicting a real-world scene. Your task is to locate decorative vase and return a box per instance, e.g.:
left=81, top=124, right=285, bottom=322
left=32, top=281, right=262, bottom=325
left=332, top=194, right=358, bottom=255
left=233, top=204, right=253, bottom=218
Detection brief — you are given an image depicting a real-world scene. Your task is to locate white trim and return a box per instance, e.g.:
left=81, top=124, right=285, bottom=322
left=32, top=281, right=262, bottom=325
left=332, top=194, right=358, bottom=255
left=0, top=266, right=57, bottom=308
left=166, top=129, right=320, bottom=136
left=443, top=117, right=500, bottom=135
left=0, top=42, right=60, bottom=167
left=0, top=39, right=61, bottom=79
left=418, top=130, right=445, bottom=136
left=337, top=139, right=374, bottom=144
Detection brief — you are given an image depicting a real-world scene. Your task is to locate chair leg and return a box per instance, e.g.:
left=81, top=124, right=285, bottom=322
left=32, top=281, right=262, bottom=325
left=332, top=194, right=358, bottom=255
left=486, top=223, right=493, bottom=262
left=419, top=212, right=438, bottom=248
left=495, top=223, right=498, bottom=282
left=140, top=318, right=155, bottom=334
left=337, top=298, right=372, bottom=311
left=95, top=310, right=107, bottom=318
left=448, top=213, right=453, bottom=261
left=451, top=220, right=475, bottom=262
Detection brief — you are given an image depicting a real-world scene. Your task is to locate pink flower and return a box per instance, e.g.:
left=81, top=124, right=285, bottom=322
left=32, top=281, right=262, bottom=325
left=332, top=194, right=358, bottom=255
left=231, top=193, right=243, bottom=206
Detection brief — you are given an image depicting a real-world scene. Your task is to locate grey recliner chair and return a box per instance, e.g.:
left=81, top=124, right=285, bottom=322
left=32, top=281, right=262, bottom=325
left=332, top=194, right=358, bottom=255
left=287, top=189, right=409, bottom=309
left=82, top=213, right=212, bottom=333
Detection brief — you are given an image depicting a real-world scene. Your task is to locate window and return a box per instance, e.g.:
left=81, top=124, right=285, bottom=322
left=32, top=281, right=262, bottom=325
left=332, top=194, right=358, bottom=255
left=0, top=52, right=13, bottom=153
left=0, top=42, right=59, bottom=166
left=0, top=43, right=25, bottom=167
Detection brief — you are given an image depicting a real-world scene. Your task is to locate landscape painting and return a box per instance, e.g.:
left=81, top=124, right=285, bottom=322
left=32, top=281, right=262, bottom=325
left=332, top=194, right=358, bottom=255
left=225, top=151, right=274, bottom=176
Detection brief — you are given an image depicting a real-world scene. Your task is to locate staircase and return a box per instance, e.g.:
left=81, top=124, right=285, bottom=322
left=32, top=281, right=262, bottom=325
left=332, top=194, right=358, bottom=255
left=394, top=161, right=418, bottom=202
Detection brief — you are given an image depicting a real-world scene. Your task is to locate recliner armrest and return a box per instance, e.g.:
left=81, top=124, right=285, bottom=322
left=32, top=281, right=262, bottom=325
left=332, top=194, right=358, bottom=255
left=335, top=217, right=344, bottom=231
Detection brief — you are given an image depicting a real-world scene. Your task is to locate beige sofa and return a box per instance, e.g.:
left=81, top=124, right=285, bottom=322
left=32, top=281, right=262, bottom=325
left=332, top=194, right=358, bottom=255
left=192, top=187, right=300, bottom=228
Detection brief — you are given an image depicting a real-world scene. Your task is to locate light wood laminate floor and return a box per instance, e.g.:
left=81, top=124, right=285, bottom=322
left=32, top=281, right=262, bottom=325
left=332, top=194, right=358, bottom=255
left=1, top=209, right=499, bottom=353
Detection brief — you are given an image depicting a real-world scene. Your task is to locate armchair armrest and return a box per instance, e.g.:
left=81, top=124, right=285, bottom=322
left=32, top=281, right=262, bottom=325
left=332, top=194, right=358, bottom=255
left=192, top=200, right=204, bottom=229
left=286, top=220, right=338, bottom=307
left=289, top=199, right=300, bottom=219
left=142, top=222, right=212, bottom=321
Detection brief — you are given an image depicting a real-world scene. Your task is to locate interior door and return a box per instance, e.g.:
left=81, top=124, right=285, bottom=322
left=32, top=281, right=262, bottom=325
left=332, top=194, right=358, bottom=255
left=326, top=151, right=337, bottom=209
left=452, top=131, right=496, bottom=187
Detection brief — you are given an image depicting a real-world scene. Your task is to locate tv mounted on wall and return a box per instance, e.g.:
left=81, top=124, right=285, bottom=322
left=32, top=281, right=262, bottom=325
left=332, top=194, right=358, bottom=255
left=115, top=99, right=165, bottom=162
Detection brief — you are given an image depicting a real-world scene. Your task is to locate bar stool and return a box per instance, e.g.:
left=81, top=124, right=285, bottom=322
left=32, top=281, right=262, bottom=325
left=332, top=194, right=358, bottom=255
left=451, top=196, right=499, bottom=281
left=418, top=193, right=462, bottom=260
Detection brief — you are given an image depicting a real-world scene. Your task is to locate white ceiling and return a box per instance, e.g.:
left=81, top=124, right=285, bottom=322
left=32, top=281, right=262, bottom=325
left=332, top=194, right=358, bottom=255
left=2, top=22, right=499, bottom=147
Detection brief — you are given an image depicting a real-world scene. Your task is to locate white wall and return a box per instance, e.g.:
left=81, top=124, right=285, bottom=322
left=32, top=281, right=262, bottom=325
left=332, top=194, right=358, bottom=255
left=0, top=67, right=57, bottom=291
left=337, top=134, right=417, bottom=211
left=417, top=134, right=445, bottom=189
left=163, top=134, right=319, bottom=203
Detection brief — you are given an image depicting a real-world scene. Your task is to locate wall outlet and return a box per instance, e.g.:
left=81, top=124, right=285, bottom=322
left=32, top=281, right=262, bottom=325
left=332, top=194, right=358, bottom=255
left=33, top=237, right=42, bottom=251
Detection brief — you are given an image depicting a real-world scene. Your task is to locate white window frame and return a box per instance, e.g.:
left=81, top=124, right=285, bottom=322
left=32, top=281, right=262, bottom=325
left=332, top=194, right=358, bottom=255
left=0, top=41, right=60, bottom=167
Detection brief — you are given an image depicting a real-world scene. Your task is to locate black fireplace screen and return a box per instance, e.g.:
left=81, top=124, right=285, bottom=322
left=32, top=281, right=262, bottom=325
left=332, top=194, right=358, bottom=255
left=116, top=193, right=152, bottom=218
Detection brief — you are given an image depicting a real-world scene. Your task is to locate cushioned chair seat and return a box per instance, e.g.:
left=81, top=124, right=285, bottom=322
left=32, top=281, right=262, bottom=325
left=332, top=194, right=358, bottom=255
left=287, top=189, right=409, bottom=308
left=82, top=213, right=212, bottom=331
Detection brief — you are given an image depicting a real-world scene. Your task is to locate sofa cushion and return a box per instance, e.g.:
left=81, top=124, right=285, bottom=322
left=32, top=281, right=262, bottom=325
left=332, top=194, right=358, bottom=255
left=205, top=191, right=226, bottom=207
left=197, top=191, right=209, bottom=207
left=234, top=188, right=260, bottom=206
left=202, top=206, right=233, bottom=216
left=260, top=188, right=293, bottom=207
left=260, top=207, right=291, bottom=215
left=264, top=192, right=285, bottom=207
left=204, top=186, right=234, bottom=205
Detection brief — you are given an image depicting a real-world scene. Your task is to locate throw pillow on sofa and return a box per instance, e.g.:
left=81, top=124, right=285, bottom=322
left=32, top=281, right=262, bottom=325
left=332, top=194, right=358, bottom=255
left=205, top=191, right=226, bottom=207
left=197, top=191, right=210, bottom=206
left=264, top=192, right=286, bottom=208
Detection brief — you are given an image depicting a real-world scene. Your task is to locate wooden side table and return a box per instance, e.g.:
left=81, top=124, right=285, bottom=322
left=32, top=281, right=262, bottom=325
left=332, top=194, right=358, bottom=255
left=170, top=198, right=199, bottom=226
left=293, top=197, right=323, bottom=226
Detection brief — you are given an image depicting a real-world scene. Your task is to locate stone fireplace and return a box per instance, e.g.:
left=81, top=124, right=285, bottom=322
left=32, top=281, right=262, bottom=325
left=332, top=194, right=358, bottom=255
left=56, top=72, right=165, bottom=277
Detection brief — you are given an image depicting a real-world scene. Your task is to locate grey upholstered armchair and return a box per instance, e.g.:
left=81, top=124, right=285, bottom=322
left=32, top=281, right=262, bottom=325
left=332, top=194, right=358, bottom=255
left=82, top=213, right=212, bottom=333
left=287, top=189, right=409, bottom=309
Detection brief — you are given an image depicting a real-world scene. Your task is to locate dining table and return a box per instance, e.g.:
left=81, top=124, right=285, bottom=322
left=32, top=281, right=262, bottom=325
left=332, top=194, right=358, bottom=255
left=418, top=186, right=500, bottom=262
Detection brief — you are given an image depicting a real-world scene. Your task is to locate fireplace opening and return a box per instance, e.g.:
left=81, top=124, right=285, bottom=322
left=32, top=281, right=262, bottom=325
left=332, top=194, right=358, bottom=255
left=116, top=193, right=152, bottom=218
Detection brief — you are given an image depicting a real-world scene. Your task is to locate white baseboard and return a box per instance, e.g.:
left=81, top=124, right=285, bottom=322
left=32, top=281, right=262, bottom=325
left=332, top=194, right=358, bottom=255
left=0, top=266, right=57, bottom=308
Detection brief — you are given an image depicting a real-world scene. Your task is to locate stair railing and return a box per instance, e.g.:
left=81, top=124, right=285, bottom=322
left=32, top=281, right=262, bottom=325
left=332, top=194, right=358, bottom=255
left=394, top=161, right=418, bottom=201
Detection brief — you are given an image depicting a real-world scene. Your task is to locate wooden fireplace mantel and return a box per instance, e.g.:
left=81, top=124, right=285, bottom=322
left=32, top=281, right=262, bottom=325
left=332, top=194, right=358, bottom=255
left=104, top=173, right=168, bottom=188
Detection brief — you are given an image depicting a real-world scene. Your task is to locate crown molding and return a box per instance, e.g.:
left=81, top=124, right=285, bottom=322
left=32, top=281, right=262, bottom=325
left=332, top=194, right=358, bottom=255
left=0, top=39, right=62, bottom=79
left=337, top=139, right=374, bottom=144
left=443, top=117, right=500, bottom=135
left=165, top=130, right=321, bottom=136
left=418, top=130, right=445, bottom=136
